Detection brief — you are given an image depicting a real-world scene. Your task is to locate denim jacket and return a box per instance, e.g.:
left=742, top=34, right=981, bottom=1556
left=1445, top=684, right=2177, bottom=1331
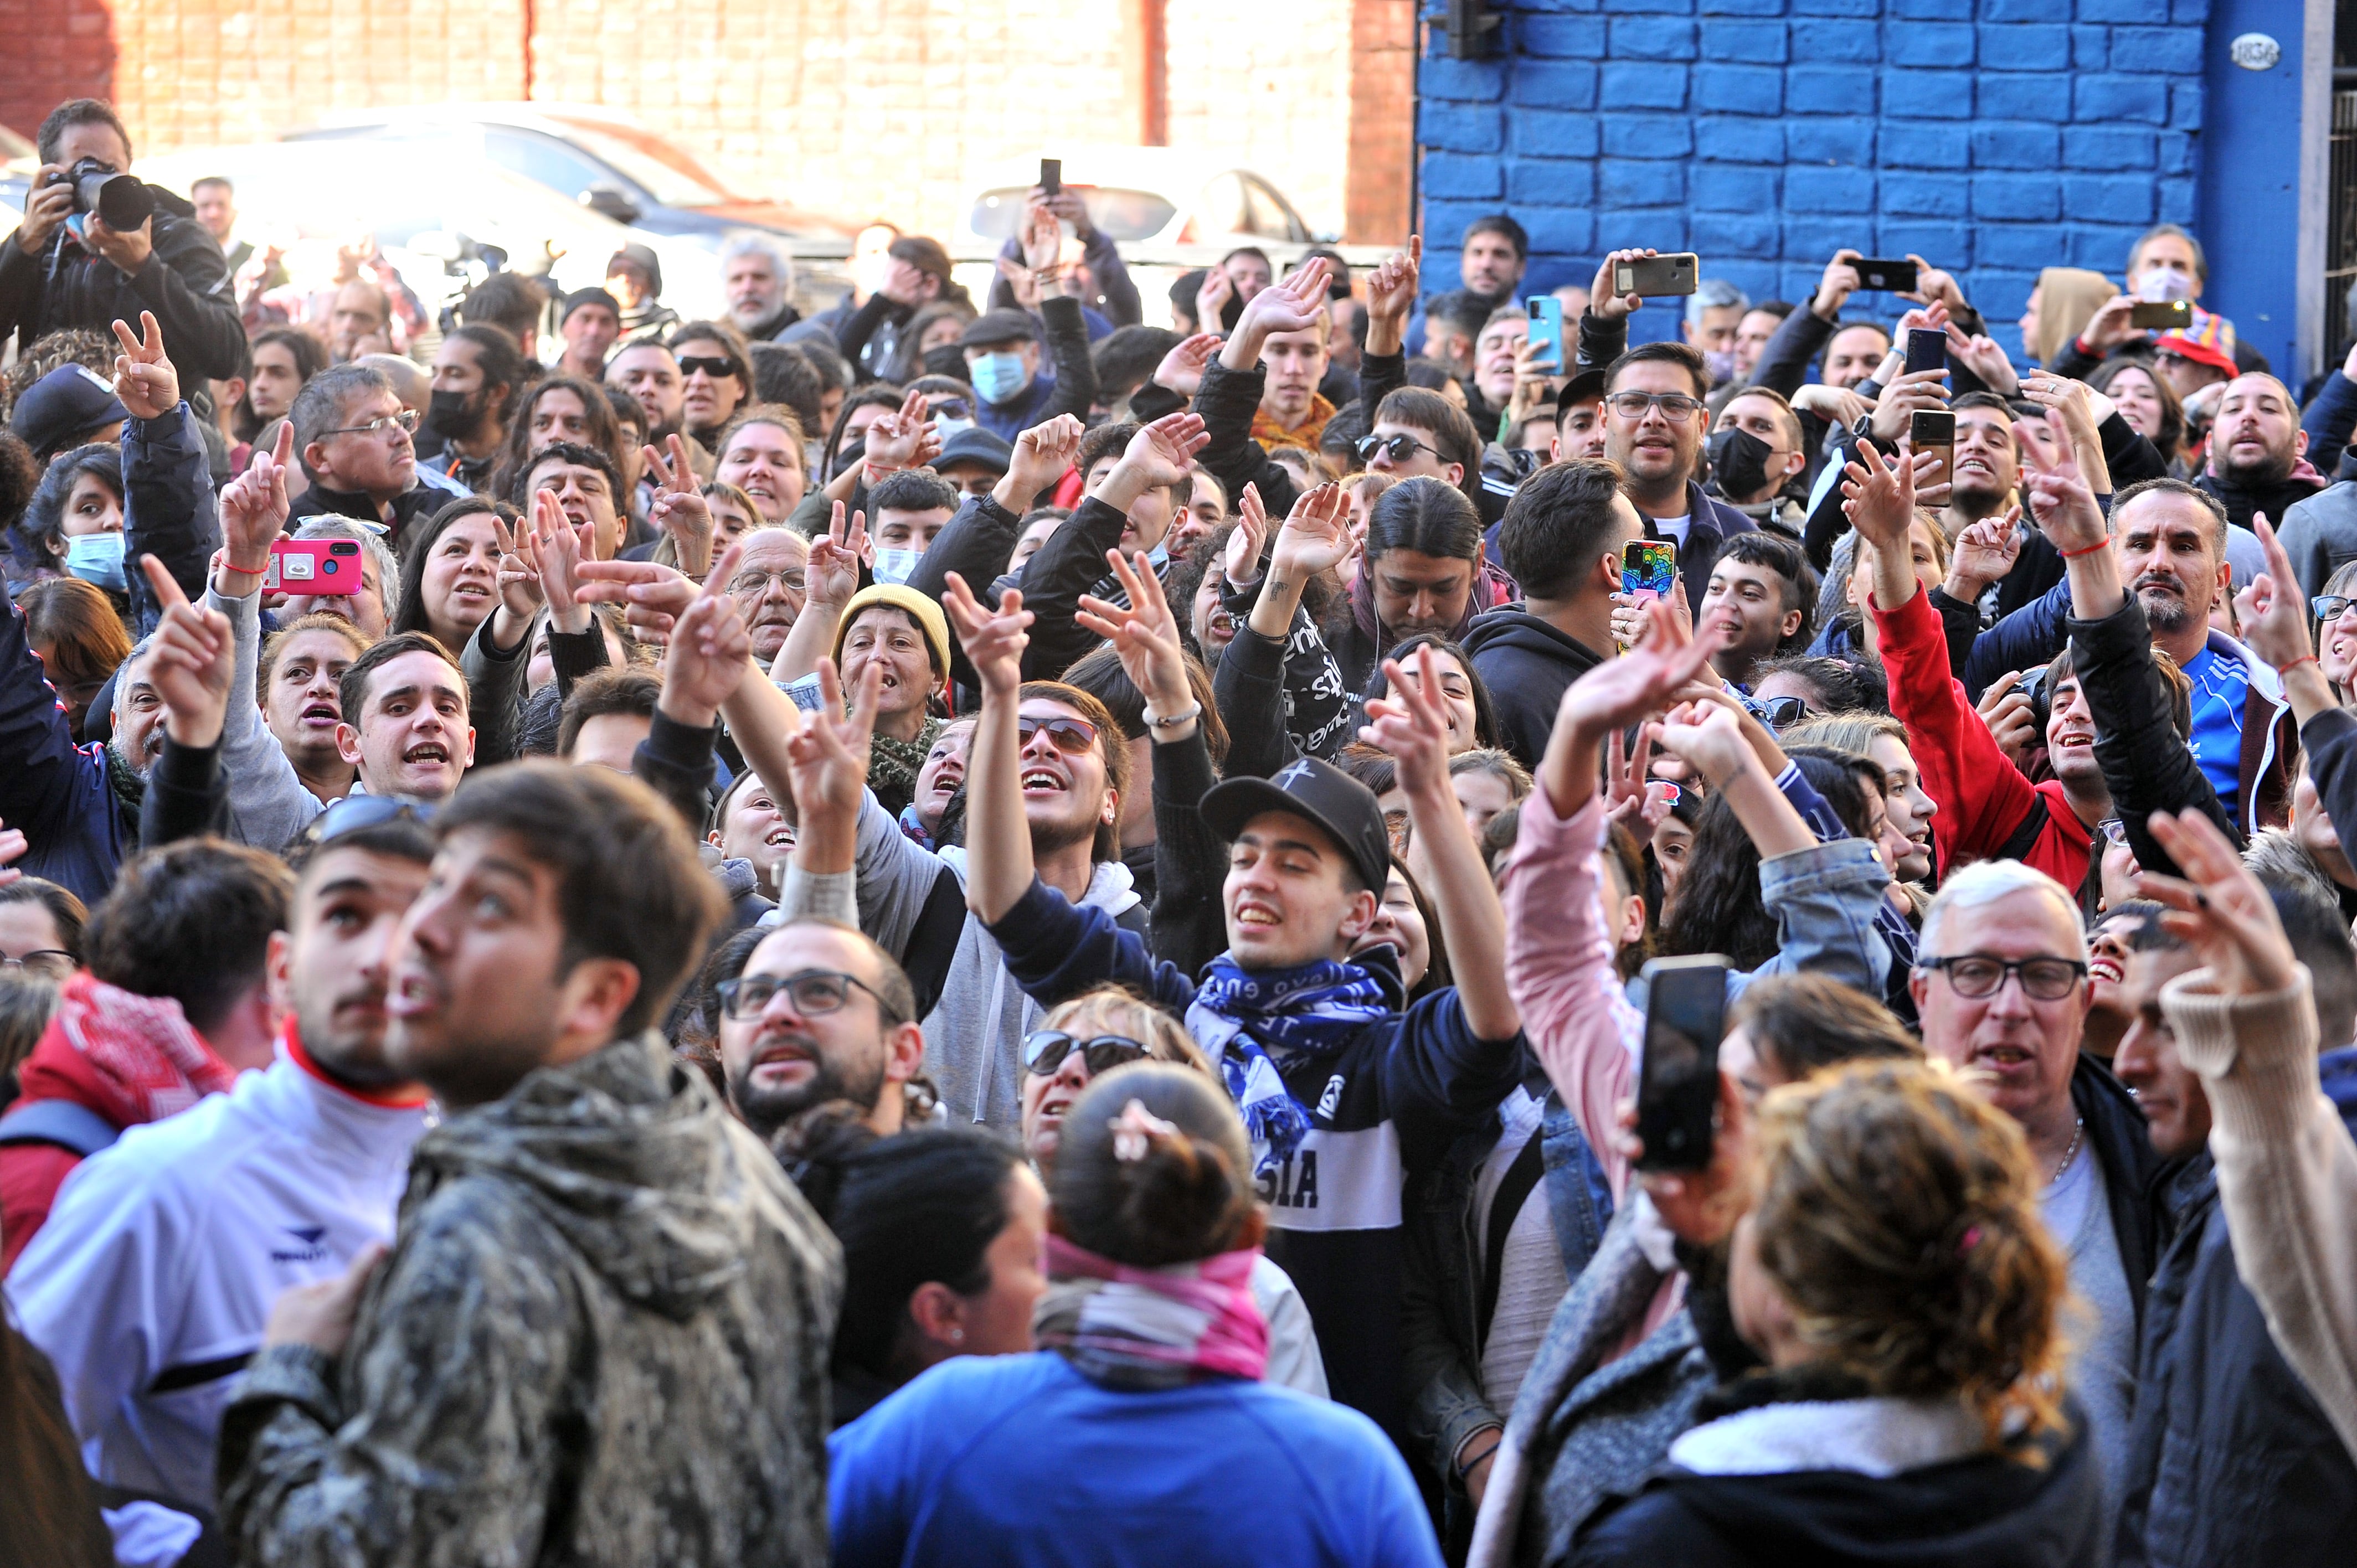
left=1402, top=1084, right=1616, bottom=1505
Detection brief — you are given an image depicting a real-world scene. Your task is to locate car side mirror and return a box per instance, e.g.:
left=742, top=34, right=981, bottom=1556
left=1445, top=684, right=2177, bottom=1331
left=580, top=184, right=641, bottom=226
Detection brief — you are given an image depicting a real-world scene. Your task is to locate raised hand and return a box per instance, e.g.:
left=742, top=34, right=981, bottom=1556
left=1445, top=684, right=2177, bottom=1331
left=1867, top=366, right=1950, bottom=444
left=2234, top=513, right=2323, bottom=677
left=783, top=656, right=885, bottom=828
left=942, top=572, right=1033, bottom=697
left=1021, top=200, right=1063, bottom=273
left=1902, top=254, right=1968, bottom=315
left=1116, top=411, right=1210, bottom=491
left=1946, top=510, right=2023, bottom=601
left=1001, top=412, right=1084, bottom=508
left=804, top=501, right=868, bottom=610
left=493, top=509, right=547, bottom=626
left=1223, top=256, right=1331, bottom=368
left=0, top=819, right=26, bottom=892
left=1194, top=267, right=1234, bottom=332
left=1602, top=726, right=1673, bottom=848
left=139, top=553, right=234, bottom=747
left=1791, top=383, right=1869, bottom=432
left=1649, top=699, right=1757, bottom=788
left=1619, top=1073, right=1757, bottom=1247
left=1077, top=549, right=1193, bottom=718
left=1975, top=670, right=2041, bottom=772
left=1151, top=331, right=1221, bottom=398
left=1839, top=440, right=1918, bottom=554
left=1946, top=326, right=2020, bottom=398
left=218, top=421, right=296, bottom=585
left=1562, top=596, right=1713, bottom=744
left=1360, top=644, right=1457, bottom=797
left=2079, top=293, right=2143, bottom=354
left=1224, top=481, right=1271, bottom=585
left=1591, top=247, right=1659, bottom=323
left=111, top=311, right=179, bottom=421
left=2136, top=809, right=2299, bottom=998
left=2023, top=468, right=2109, bottom=555
left=657, top=541, right=750, bottom=728
left=1365, top=235, right=1422, bottom=328
left=863, top=386, right=938, bottom=476
left=573, top=556, right=697, bottom=642
left=1270, top=482, right=1352, bottom=580
left=643, top=434, right=713, bottom=578
left=531, top=489, right=590, bottom=634
left=1812, top=248, right=1863, bottom=321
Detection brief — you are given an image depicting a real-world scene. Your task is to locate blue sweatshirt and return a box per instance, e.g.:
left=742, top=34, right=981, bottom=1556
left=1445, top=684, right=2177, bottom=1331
left=830, top=1352, right=1442, bottom=1568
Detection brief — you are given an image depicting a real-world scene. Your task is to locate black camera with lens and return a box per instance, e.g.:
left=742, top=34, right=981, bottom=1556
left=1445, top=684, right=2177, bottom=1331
left=47, top=158, right=155, bottom=231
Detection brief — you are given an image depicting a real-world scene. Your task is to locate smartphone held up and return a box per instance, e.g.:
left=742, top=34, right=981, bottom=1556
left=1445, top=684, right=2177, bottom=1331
left=1637, top=955, right=1729, bottom=1173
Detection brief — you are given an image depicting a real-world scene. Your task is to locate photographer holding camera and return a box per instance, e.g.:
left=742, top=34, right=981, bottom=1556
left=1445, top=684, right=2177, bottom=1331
left=0, top=99, right=246, bottom=383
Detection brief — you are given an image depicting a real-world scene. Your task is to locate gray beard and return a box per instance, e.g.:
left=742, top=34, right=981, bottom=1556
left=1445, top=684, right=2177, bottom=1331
left=2136, top=581, right=2196, bottom=633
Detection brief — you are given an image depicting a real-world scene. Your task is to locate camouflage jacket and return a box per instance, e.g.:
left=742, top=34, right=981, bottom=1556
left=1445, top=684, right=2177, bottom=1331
left=217, top=1033, right=843, bottom=1566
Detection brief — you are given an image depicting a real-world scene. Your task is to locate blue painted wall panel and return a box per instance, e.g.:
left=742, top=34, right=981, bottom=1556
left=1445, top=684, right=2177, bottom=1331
left=1417, top=0, right=2300, bottom=364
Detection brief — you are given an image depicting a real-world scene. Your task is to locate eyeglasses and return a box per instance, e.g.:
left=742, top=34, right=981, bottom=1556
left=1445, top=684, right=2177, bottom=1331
left=676, top=355, right=738, bottom=380
left=728, top=567, right=808, bottom=597
left=2315, top=595, right=2355, bottom=621
left=2097, top=817, right=2129, bottom=848
left=321, top=409, right=420, bottom=440
left=1917, top=954, right=2088, bottom=1000
left=716, top=968, right=903, bottom=1024
left=1607, top=391, right=1705, bottom=422
left=1017, top=714, right=1098, bottom=754
left=316, top=796, right=436, bottom=844
left=0, top=950, right=75, bottom=981
left=1022, top=1030, right=1150, bottom=1076
left=1741, top=695, right=1810, bottom=729
left=1356, top=433, right=1441, bottom=463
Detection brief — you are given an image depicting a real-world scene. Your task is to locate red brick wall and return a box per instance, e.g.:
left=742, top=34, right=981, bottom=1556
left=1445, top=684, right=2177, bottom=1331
left=4, top=0, right=1405, bottom=246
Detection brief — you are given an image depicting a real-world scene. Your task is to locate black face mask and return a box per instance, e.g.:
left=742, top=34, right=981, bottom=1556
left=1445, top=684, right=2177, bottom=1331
left=422, top=388, right=484, bottom=442
left=922, top=344, right=968, bottom=380
left=1707, top=425, right=1776, bottom=500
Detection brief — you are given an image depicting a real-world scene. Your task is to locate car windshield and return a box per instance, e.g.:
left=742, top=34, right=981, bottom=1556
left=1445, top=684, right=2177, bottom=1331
left=969, top=186, right=1177, bottom=243
left=547, top=120, right=735, bottom=209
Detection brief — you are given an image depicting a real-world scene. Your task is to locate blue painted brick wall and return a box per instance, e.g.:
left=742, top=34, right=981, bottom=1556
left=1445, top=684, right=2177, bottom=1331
left=1416, top=1, right=2214, bottom=349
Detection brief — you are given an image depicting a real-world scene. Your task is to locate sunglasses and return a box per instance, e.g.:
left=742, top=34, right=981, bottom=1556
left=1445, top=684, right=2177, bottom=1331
left=315, top=796, right=435, bottom=845
left=1023, top=1030, right=1150, bottom=1076
left=677, top=355, right=738, bottom=380
left=1356, top=432, right=1441, bottom=463
left=2314, top=595, right=2355, bottom=621
left=1741, top=695, right=1810, bottom=729
left=1017, top=714, right=1099, bottom=754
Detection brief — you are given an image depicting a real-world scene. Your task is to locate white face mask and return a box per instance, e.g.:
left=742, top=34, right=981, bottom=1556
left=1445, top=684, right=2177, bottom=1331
left=2135, top=266, right=2196, bottom=304
left=872, top=548, right=924, bottom=586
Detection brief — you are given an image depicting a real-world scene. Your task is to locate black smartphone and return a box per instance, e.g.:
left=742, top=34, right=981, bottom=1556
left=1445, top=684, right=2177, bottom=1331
left=1039, top=158, right=1062, bottom=197
left=1903, top=327, right=1948, bottom=376
left=2130, top=298, right=2190, bottom=331
left=1852, top=257, right=1920, bottom=293
left=1613, top=252, right=1700, bottom=297
left=1636, top=956, right=1728, bottom=1173
left=1911, top=409, right=1957, bottom=492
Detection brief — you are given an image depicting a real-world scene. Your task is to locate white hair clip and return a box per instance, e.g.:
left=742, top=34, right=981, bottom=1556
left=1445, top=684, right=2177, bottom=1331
left=1109, top=1098, right=1179, bottom=1162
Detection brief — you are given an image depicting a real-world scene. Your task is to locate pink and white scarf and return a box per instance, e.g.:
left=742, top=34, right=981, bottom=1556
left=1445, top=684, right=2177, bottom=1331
left=1035, top=1232, right=1270, bottom=1389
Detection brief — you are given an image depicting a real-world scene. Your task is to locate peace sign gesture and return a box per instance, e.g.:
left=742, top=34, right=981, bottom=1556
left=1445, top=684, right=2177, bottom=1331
left=643, top=433, right=714, bottom=579
left=942, top=572, right=1033, bottom=698
left=111, top=311, right=179, bottom=421
left=1077, top=549, right=1193, bottom=724
left=806, top=501, right=869, bottom=610
left=529, top=489, right=590, bottom=635
left=1360, top=644, right=1457, bottom=797
left=784, top=655, right=887, bottom=834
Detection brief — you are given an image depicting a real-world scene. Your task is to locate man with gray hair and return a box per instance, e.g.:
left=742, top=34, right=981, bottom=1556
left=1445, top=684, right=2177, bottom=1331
left=285, top=362, right=468, bottom=546
left=1682, top=278, right=1749, bottom=388
left=721, top=233, right=800, bottom=342
left=1911, top=857, right=2168, bottom=1515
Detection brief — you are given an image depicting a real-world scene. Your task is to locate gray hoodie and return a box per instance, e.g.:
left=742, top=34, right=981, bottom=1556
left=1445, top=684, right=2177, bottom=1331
left=218, top=1033, right=842, bottom=1567
left=785, top=787, right=1141, bottom=1128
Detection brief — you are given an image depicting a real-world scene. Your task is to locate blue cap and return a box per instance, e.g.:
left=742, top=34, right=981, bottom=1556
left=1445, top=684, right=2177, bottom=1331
left=12, top=364, right=129, bottom=461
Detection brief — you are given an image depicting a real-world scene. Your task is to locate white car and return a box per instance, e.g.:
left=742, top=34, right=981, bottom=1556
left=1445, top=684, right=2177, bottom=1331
left=135, top=140, right=730, bottom=326
left=953, top=147, right=1329, bottom=265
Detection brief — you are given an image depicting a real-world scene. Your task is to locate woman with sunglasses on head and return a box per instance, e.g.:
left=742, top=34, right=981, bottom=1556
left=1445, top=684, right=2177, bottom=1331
left=830, top=1065, right=1443, bottom=1568
left=1018, top=985, right=1329, bottom=1397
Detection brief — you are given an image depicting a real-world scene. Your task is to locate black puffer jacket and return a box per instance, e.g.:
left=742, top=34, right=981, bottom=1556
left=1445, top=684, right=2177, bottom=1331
left=0, top=187, right=246, bottom=380
left=2113, top=1153, right=2357, bottom=1568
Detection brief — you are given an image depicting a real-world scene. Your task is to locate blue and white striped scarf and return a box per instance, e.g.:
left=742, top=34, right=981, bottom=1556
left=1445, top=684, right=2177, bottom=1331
left=1191, top=955, right=1394, bottom=1175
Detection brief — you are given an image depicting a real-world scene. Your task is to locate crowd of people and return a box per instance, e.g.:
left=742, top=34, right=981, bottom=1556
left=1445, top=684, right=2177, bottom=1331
left=1, top=91, right=2355, bottom=1567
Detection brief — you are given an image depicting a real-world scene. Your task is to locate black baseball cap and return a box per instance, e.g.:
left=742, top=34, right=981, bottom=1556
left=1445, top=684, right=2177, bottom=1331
left=12, top=365, right=129, bottom=462
left=1200, top=756, right=1392, bottom=897
left=562, top=286, right=622, bottom=325
left=1557, top=368, right=1607, bottom=411
left=934, top=426, right=1013, bottom=477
